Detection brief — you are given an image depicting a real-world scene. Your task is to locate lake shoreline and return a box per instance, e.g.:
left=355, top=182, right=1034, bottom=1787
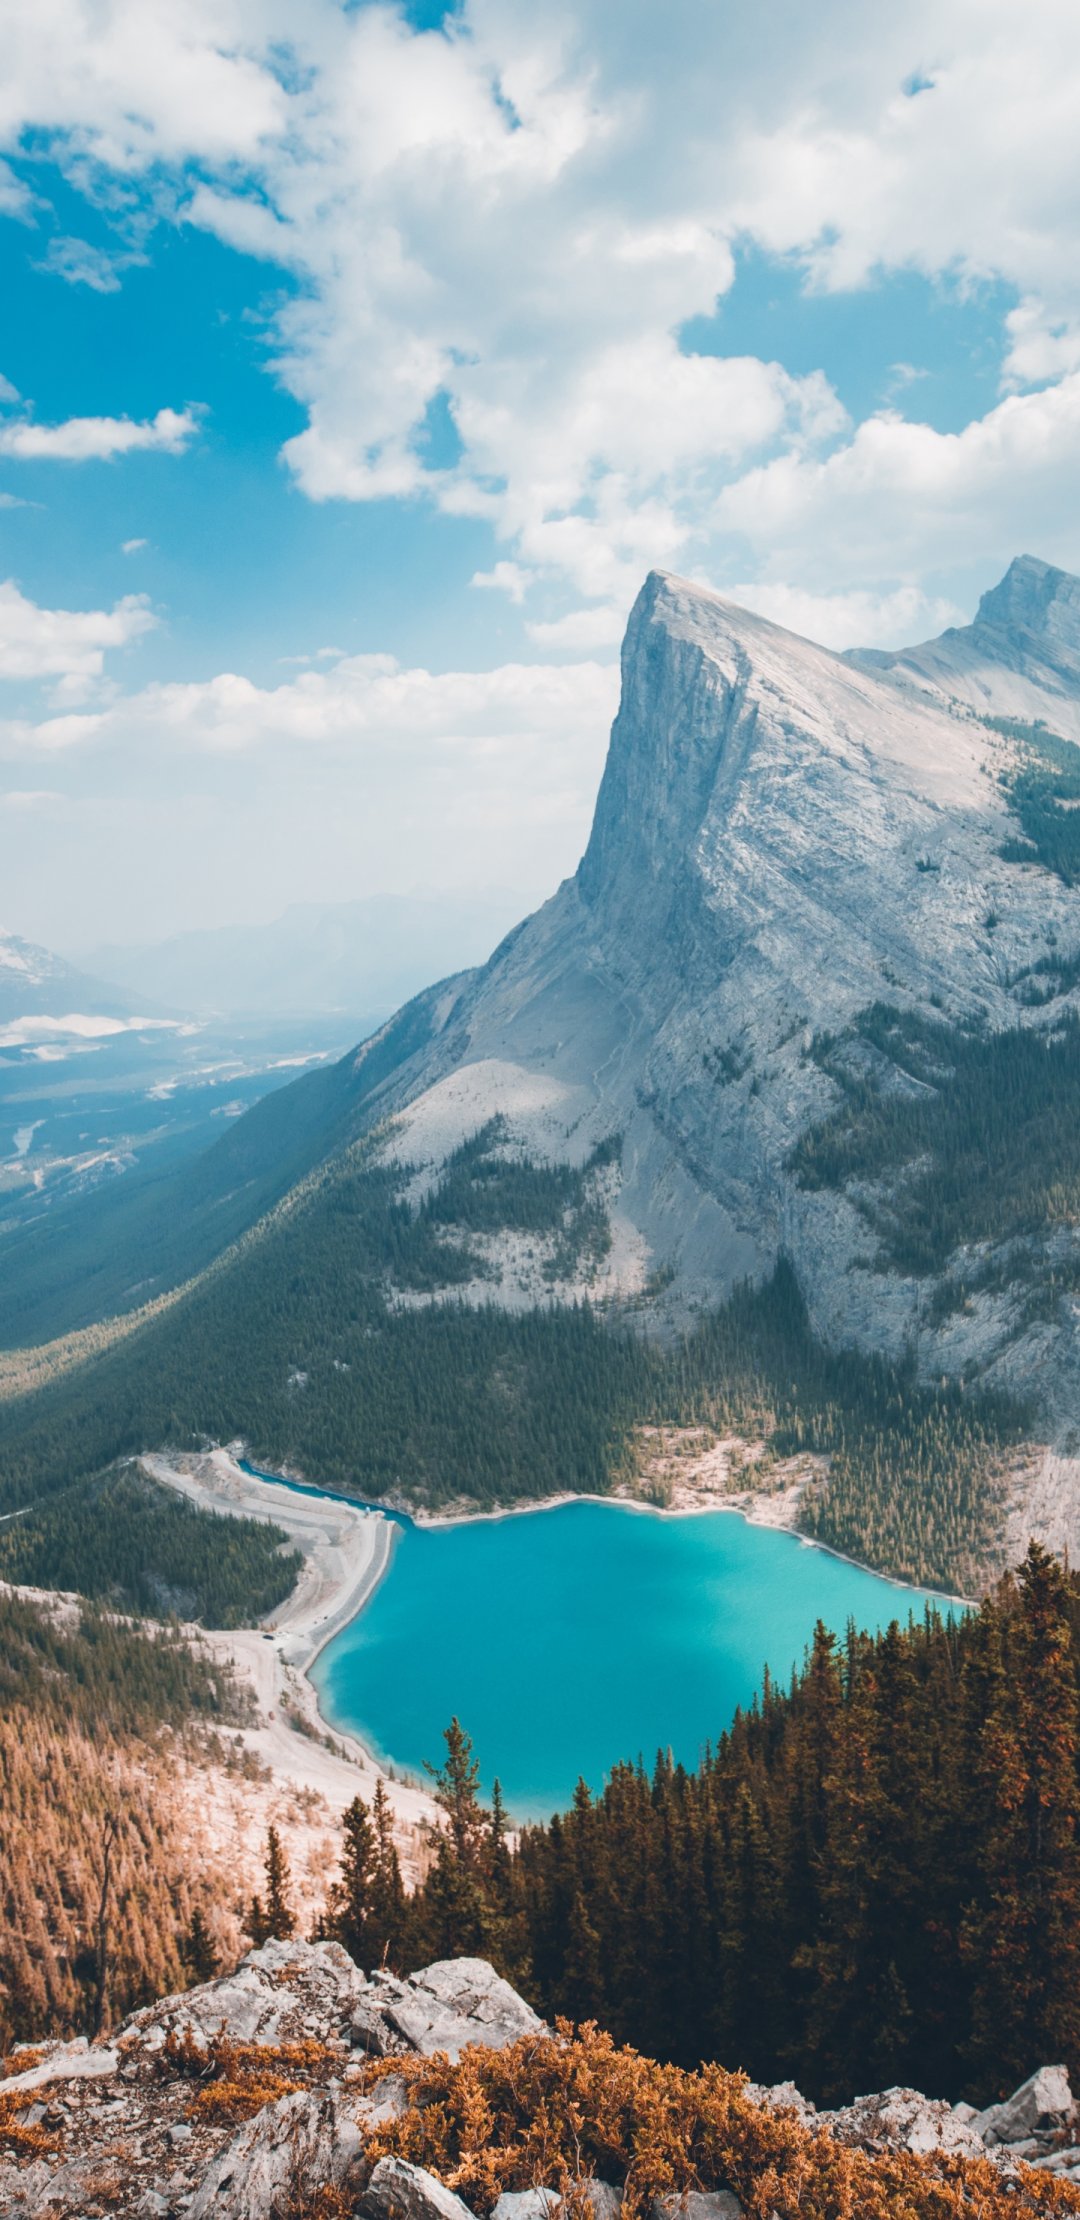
left=144, top=1445, right=971, bottom=1825
left=235, top=1450, right=975, bottom=1613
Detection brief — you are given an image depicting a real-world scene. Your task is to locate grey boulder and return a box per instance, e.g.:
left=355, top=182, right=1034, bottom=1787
left=364, top=2154, right=479, bottom=2220
left=189, top=2083, right=364, bottom=2220
left=822, top=2087, right=987, bottom=2158
left=121, top=1936, right=368, bottom=2056
left=974, top=2064, right=1074, bottom=2146
left=353, top=1956, right=545, bottom=2061
left=491, top=2192, right=562, bottom=2220
left=652, top=2194, right=742, bottom=2220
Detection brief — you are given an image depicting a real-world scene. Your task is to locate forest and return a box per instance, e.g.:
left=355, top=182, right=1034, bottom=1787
left=992, top=716, right=1080, bottom=884
left=0, top=1588, right=252, bottom=2043
left=0, top=1222, right=1019, bottom=1593
left=0, top=1463, right=300, bottom=1625
left=792, top=999, right=1080, bottom=1281
left=338, top=1543, right=1080, bottom=2112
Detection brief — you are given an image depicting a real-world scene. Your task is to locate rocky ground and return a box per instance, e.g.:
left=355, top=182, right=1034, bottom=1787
left=1, top=1942, right=1078, bottom=2219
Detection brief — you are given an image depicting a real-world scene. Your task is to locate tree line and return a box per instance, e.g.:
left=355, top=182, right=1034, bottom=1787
left=301, top=1545, right=1080, bottom=2110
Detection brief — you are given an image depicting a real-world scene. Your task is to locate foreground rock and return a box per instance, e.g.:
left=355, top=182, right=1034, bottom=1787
left=351, top=1956, right=544, bottom=2060
left=189, top=2084, right=364, bottom=2220
left=1, top=1943, right=1077, bottom=2217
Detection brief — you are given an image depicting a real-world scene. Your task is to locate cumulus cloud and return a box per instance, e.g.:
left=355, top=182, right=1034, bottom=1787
left=729, top=580, right=966, bottom=653
left=0, top=641, right=619, bottom=925
left=0, top=407, right=199, bottom=462
left=0, top=579, right=156, bottom=681
left=0, top=646, right=618, bottom=758
left=717, top=374, right=1080, bottom=586
left=3, top=0, right=1080, bottom=620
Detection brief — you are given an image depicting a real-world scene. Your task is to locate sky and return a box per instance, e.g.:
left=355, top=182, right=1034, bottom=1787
left=3, top=0, right=1080, bottom=952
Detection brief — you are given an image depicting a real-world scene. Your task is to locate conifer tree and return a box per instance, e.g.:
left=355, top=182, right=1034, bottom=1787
left=964, top=1544, right=1080, bottom=2089
left=328, top=1797, right=378, bottom=1967
left=250, top=1826, right=295, bottom=1945
left=179, top=1906, right=219, bottom=1984
left=369, top=1778, right=406, bottom=1968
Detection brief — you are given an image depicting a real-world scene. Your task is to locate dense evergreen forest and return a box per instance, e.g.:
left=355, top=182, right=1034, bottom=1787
left=0, top=1183, right=1018, bottom=1588
left=793, top=1000, right=1080, bottom=1282
left=0, top=1464, right=300, bottom=1625
left=0, top=1589, right=251, bottom=2041
left=345, top=1544, right=1080, bottom=2111
left=992, top=716, right=1080, bottom=884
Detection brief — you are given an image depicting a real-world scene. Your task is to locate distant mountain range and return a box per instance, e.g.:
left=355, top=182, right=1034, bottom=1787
left=0, top=928, right=151, bottom=1030
left=8, top=554, right=1080, bottom=1586
left=80, top=890, right=535, bottom=1022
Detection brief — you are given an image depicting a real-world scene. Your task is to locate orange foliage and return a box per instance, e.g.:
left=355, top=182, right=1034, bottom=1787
left=0, top=2090, right=59, bottom=2155
left=362, top=2024, right=1080, bottom=2220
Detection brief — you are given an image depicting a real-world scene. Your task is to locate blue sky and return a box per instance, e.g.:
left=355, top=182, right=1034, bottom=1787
left=2, top=0, right=1080, bottom=950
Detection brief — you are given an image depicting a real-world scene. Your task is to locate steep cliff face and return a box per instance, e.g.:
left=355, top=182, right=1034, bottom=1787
left=349, top=565, right=1080, bottom=1431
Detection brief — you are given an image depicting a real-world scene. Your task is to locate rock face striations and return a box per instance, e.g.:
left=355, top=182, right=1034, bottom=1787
left=0, top=1942, right=1076, bottom=2219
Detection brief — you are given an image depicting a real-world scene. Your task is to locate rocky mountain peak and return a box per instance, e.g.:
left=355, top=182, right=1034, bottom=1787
left=972, top=554, right=1080, bottom=678
left=847, top=552, right=1080, bottom=734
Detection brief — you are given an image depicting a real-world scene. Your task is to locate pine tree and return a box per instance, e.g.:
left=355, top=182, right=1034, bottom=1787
left=964, top=1544, right=1080, bottom=2091
left=369, top=1779, right=406, bottom=1968
left=427, top=1718, right=488, bottom=1871
left=250, top=1826, right=295, bottom=1945
left=328, top=1797, right=378, bottom=1967
left=178, top=1906, right=219, bottom=1984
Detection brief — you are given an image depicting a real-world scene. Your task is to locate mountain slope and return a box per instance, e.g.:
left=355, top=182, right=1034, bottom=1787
left=348, top=568, right=1080, bottom=1405
left=849, top=552, right=1080, bottom=737
left=8, top=558, right=1080, bottom=1573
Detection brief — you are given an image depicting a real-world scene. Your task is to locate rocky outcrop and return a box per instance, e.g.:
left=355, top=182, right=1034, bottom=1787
left=351, top=1957, right=544, bottom=2061
left=120, top=1934, right=370, bottom=2056
left=851, top=555, right=1080, bottom=739
left=1, top=1945, right=1077, bottom=2218
left=188, top=2085, right=365, bottom=2220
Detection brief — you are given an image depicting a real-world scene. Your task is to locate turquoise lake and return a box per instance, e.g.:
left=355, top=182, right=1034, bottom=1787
left=310, top=1500, right=950, bottom=1821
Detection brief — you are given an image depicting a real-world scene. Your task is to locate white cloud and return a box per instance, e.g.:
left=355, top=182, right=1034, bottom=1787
left=0, top=641, right=620, bottom=932
left=730, top=579, right=966, bottom=652
left=0, top=375, right=19, bottom=406
left=717, top=374, right=1080, bottom=586
left=472, top=561, right=531, bottom=604
left=3, top=1, right=1080, bottom=623
left=121, top=537, right=148, bottom=553
left=0, top=407, right=199, bottom=462
left=0, top=579, right=156, bottom=681
left=0, top=158, right=33, bottom=222
left=0, top=646, right=618, bottom=758
left=36, top=235, right=142, bottom=291
left=0, top=788, right=62, bottom=809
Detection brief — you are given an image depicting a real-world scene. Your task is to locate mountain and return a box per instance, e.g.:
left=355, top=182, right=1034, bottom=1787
left=9, top=556, right=1080, bottom=1582
left=82, top=890, right=535, bottom=1021
left=0, top=927, right=152, bottom=1029
left=849, top=552, right=1080, bottom=736
left=347, top=564, right=1080, bottom=1394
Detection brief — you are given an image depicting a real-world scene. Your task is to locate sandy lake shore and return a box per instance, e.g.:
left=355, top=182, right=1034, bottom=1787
left=141, top=1449, right=439, bottom=1858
